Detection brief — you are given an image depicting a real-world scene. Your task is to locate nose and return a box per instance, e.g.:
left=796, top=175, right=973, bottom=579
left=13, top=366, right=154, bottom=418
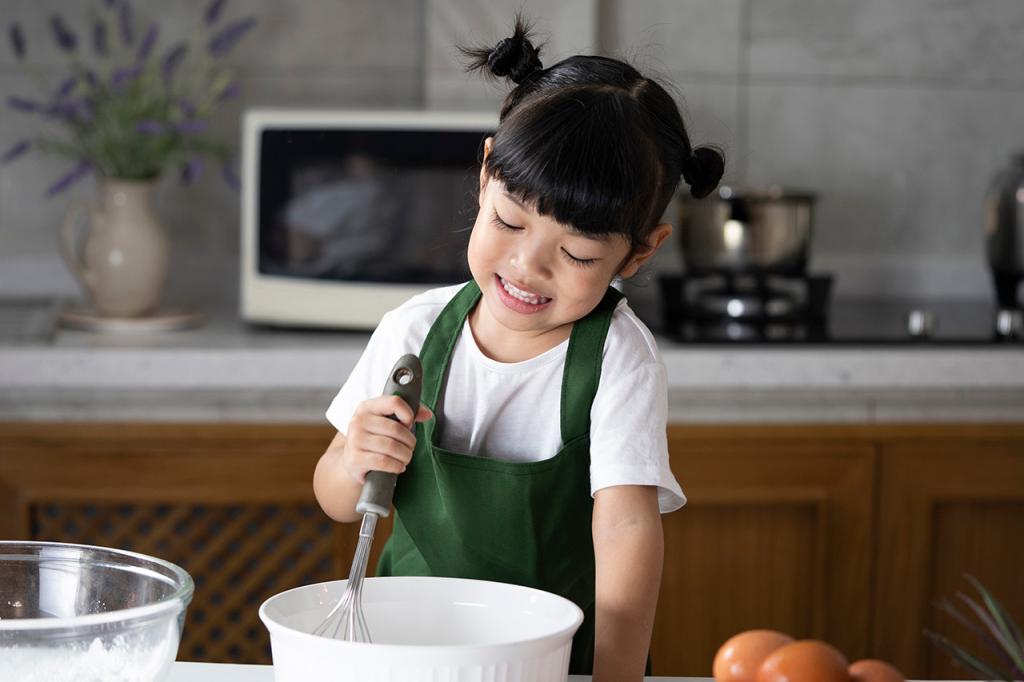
left=510, top=237, right=553, bottom=279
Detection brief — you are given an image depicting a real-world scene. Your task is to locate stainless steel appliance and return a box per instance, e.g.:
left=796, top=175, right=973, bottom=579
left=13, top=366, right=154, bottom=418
left=676, top=186, right=816, bottom=274
left=985, top=152, right=1024, bottom=315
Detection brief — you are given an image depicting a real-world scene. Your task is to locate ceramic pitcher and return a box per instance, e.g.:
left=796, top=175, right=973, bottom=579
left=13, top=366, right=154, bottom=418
left=60, top=178, right=169, bottom=317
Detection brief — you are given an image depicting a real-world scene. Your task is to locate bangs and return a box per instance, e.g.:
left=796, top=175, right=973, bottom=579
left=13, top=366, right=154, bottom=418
left=485, top=87, right=664, bottom=242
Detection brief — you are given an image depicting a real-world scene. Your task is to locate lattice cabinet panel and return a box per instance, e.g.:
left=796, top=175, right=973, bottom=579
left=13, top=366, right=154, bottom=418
left=31, top=501, right=337, bottom=664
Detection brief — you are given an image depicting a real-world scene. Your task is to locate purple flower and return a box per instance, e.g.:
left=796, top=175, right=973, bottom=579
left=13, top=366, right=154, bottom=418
left=7, top=96, right=41, bottom=113
left=181, top=156, right=203, bottom=184
left=161, top=44, right=187, bottom=85
left=49, top=14, right=77, bottom=53
left=221, top=162, right=239, bottom=191
left=84, top=70, right=99, bottom=89
left=8, top=23, right=26, bottom=60
left=44, top=99, right=91, bottom=124
left=178, top=99, right=197, bottom=118
left=45, top=160, right=93, bottom=198
left=176, top=119, right=208, bottom=134
left=217, top=80, right=240, bottom=101
left=207, top=16, right=256, bottom=57
left=205, top=0, right=228, bottom=27
left=1, top=139, right=31, bottom=164
left=119, top=1, right=134, bottom=46
left=54, top=76, right=78, bottom=100
left=135, top=120, right=165, bottom=134
left=92, top=20, right=107, bottom=56
left=137, top=24, right=157, bottom=61
left=111, top=64, right=143, bottom=90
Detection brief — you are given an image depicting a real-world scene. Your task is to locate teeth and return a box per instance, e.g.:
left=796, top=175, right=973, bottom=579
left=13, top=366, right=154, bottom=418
left=501, top=277, right=550, bottom=305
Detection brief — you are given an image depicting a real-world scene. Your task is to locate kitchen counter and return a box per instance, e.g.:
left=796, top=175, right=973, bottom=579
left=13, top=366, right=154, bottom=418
left=165, top=661, right=961, bottom=682
left=2, top=300, right=1024, bottom=423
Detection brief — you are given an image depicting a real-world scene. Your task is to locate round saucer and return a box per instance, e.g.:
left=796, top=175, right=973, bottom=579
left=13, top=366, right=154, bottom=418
left=58, top=304, right=205, bottom=333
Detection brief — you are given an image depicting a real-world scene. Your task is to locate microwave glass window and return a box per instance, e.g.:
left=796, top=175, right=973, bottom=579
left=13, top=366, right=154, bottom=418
left=258, top=129, right=488, bottom=284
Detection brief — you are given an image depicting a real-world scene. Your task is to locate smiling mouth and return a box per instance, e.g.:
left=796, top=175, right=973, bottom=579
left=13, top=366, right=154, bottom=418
left=498, top=276, right=551, bottom=305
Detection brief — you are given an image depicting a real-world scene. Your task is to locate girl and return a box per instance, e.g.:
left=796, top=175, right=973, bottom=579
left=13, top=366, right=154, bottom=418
left=313, top=16, right=724, bottom=681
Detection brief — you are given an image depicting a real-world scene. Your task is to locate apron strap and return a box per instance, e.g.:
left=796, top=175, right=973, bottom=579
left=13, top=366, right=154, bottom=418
left=560, top=285, right=623, bottom=444
left=419, top=281, right=482, bottom=410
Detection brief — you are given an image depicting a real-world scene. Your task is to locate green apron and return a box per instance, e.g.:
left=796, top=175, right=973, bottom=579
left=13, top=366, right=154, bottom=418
left=376, top=279, right=622, bottom=675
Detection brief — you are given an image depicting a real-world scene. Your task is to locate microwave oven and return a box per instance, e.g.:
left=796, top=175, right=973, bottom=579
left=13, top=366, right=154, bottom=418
left=240, top=108, right=497, bottom=329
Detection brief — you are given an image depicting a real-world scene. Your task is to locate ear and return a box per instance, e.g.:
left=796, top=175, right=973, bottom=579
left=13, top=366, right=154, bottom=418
left=617, top=223, right=673, bottom=279
left=478, top=137, right=494, bottom=204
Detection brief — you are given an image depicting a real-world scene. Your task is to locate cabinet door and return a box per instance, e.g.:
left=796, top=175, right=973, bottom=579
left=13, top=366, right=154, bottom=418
left=652, top=427, right=876, bottom=677
left=874, top=432, right=1024, bottom=679
left=0, top=423, right=390, bottom=665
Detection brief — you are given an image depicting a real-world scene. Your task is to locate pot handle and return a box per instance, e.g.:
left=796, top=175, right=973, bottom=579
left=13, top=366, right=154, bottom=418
left=59, top=199, right=97, bottom=295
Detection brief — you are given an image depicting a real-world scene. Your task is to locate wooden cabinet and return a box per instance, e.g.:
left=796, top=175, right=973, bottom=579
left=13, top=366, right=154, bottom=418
left=1, top=423, right=1022, bottom=679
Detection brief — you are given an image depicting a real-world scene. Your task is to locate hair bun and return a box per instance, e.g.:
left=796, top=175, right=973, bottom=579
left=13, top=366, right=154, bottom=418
left=682, top=146, right=725, bottom=199
left=459, top=14, right=543, bottom=85
left=488, top=28, right=541, bottom=83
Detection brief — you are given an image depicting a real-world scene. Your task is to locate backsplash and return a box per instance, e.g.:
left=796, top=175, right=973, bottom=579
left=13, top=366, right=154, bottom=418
left=1, top=0, right=1022, bottom=304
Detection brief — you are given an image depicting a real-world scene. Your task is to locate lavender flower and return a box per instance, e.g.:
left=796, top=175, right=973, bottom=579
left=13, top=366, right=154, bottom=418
left=119, top=1, right=134, bottom=46
left=161, top=44, right=187, bottom=85
left=49, top=14, right=77, bottom=53
left=205, top=0, right=228, bottom=27
left=135, top=120, right=165, bottom=134
left=84, top=70, right=99, bottom=89
left=92, top=20, right=107, bottom=56
left=181, top=156, right=203, bottom=184
left=178, top=98, right=197, bottom=118
left=7, top=96, right=41, bottom=113
left=217, top=80, right=240, bottom=101
left=207, top=17, right=256, bottom=57
left=45, top=160, right=92, bottom=197
left=8, top=23, right=26, bottom=61
left=221, top=162, right=239, bottom=191
left=1, top=140, right=30, bottom=164
left=176, top=119, right=208, bottom=134
left=137, top=24, right=157, bottom=61
left=111, top=64, right=143, bottom=90
left=54, top=76, right=78, bottom=101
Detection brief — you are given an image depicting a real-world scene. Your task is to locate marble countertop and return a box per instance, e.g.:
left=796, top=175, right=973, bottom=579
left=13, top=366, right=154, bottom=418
left=2, top=303, right=1024, bottom=423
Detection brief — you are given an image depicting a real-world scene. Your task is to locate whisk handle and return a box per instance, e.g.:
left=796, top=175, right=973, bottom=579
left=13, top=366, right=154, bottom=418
left=356, top=354, right=423, bottom=518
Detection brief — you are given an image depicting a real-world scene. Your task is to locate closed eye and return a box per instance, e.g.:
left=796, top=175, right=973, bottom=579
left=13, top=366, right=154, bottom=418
left=561, top=248, right=599, bottom=268
left=491, top=210, right=522, bottom=231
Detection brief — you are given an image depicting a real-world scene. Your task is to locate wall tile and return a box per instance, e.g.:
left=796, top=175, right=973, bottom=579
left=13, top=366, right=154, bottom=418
left=749, top=0, right=1024, bottom=83
left=745, top=82, right=1023, bottom=297
left=599, top=0, right=743, bottom=75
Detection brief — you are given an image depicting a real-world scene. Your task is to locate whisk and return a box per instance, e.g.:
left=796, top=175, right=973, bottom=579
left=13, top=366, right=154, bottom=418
left=313, top=354, right=423, bottom=642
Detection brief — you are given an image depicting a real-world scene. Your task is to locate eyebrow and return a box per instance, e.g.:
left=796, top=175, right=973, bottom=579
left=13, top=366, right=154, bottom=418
left=500, top=190, right=615, bottom=244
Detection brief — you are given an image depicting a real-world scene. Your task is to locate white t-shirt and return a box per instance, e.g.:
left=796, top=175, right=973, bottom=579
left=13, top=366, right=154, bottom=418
left=326, top=284, right=685, bottom=513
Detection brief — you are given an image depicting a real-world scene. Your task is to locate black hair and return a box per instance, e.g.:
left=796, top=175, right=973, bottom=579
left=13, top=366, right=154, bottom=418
left=459, top=15, right=725, bottom=257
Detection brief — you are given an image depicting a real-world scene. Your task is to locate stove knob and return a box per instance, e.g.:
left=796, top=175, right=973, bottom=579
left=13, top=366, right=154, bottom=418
left=906, top=309, right=936, bottom=339
left=995, top=308, right=1023, bottom=339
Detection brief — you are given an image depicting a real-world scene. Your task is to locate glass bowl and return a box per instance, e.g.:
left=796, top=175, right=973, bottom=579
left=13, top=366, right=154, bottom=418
left=0, top=541, right=194, bottom=682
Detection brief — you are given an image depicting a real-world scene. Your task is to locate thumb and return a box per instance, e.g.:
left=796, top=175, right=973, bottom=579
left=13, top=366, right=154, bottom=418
left=415, top=403, right=434, bottom=422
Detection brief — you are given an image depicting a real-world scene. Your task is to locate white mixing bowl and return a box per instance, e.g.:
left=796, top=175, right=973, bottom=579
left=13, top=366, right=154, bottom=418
left=259, top=576, right=584, bottom=682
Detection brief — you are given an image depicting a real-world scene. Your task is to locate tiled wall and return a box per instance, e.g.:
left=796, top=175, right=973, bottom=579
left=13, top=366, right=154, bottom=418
left=1, top=0, right=1021, bottom=303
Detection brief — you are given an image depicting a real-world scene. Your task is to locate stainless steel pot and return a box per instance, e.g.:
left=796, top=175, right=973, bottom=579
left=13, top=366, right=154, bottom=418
left=676, top=186, right=816, bottom=274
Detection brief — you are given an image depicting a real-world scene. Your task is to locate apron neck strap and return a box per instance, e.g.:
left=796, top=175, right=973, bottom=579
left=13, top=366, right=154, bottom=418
left=418, top=280, right=624, bottom=443
left=560, top=285, right=622, bottom=443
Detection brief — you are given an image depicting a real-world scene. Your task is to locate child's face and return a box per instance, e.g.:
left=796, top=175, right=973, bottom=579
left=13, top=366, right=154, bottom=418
left=467, top=168, right=669, bottom=340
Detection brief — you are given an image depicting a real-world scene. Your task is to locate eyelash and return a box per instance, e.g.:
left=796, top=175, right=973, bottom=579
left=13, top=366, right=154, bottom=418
left=490, top=211, right=599, bottom=268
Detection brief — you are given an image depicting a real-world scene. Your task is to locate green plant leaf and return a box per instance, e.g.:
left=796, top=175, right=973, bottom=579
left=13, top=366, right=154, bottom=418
left=966, top=575, right=1024, bottom=672
left=927, top=629, right=1016, bottom=681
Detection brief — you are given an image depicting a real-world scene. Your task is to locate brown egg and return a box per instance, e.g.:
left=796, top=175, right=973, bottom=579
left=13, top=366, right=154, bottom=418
left=755, top=640, right=850, bottom=682
left=713, top=629, right=795, bottom=682
left=849, top=658, right=905, bottom=682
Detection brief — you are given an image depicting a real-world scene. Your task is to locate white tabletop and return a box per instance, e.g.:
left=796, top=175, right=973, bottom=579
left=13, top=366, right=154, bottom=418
left=166, top=661, right=708, bottom=681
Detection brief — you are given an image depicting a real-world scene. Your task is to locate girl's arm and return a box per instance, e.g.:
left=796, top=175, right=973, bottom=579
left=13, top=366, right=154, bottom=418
left=591, top=484, right=664, bottom=682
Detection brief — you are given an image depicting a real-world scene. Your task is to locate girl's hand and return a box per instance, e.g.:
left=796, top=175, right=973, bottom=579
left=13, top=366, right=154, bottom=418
left=342, top=395, right=433, bottom=484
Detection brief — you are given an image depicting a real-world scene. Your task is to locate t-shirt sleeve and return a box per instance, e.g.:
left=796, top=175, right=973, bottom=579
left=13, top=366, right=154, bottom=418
left=588, top=360, right=686, bottom=514
left=324, top=312, right=402, bottom=434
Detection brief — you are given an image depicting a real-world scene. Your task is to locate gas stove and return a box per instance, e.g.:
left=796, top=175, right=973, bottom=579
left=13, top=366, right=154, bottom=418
left=653, top=273, right=1023, bottom=345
